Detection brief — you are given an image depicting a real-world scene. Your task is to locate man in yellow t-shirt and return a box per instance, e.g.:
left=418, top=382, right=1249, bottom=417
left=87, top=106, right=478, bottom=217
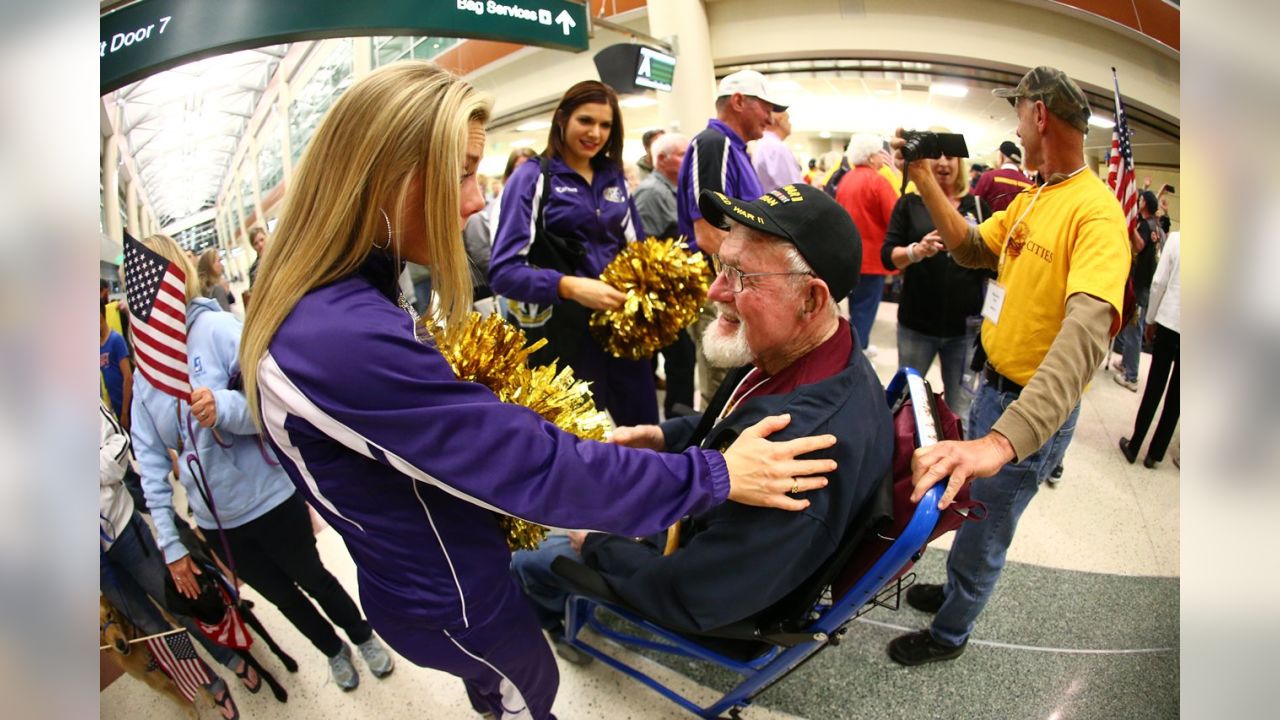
left=885, top=66, right=1129, bottom=666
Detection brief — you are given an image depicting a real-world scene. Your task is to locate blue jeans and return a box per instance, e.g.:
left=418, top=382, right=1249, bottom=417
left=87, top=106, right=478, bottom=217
left=1116, top=287, right=1150, bottom=382
left=101, top=512, right=237, bottom=684
left=412, top=278, right=433, bottom=316
left=896, top=322, right=979, bottom=421
left=847, top=274, right=885, bottom=350
left=930, top=383, right=1081, bottom=647
left=510, top=535, right=580, bottom=632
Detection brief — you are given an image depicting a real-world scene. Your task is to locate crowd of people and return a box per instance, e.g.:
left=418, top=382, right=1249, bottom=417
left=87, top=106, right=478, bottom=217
left=99, top=60, right=1179, bottom=719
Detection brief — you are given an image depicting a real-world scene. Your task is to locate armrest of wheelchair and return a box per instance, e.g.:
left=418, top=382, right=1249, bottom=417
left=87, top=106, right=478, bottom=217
left=551, top=555, right=626, bottom=606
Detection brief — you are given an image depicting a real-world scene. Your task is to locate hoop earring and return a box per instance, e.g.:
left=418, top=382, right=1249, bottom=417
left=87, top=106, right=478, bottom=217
left=373, top=208, right=393, bottom=250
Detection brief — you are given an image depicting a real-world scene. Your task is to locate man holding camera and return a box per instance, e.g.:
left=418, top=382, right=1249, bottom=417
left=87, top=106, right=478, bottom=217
left=887, top=66, right=1131, bottom=665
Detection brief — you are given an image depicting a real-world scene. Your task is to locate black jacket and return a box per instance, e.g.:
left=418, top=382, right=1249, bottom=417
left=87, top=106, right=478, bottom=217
left=881, top=193, right=991, bottom=337
left=1132, top=217, right=1158, bottom=294
left=581, top=324, right=892, bottom=632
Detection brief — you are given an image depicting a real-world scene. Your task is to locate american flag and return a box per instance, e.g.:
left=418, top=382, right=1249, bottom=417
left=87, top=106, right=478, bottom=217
left=1106, top=68, right=1139, bottom=237
left=145, top=632, right=212, bottom=702
left=123, top=233, right=192, bottom=403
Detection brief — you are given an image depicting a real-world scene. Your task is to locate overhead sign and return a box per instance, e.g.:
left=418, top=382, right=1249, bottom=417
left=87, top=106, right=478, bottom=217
left=101, top=0, right=590, bottom=94
left=634, top=46, right=676, bottom=92
left=593, top=44, right=677, bottom=95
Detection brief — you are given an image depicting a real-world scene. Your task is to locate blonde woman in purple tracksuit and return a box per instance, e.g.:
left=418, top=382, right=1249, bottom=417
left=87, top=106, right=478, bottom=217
left=240, top=61, right=839, bottom=720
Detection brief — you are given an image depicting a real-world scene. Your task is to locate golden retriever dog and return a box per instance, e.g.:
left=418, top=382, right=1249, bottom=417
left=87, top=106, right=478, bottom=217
left=100, top=596, right=205, bottom=719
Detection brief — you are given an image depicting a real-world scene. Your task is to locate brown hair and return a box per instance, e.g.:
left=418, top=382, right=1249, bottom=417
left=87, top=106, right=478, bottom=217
left=502, top=147, right=538, bottom=182
left=543, top=80, right=624, bottom=170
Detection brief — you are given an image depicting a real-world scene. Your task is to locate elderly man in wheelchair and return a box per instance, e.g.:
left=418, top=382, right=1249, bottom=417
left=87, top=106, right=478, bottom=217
left=512, top=184, right=895, bottom=668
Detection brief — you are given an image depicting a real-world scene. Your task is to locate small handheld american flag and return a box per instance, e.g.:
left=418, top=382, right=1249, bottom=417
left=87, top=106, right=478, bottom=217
left=145, top=631, right=212, bottom=702
left=123, top=232, right=192, bottom=403
left=1106, top=68, right=1138, bottom=237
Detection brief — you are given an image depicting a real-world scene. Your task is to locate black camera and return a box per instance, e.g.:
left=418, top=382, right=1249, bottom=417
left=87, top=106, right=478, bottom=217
left=899, top=131, right=970, bottom=162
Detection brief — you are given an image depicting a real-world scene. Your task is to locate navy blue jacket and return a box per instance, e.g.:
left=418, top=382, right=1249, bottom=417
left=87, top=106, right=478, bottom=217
left=259, top=254, right=727, bottom=630
left=581, top=324, right=892, bottom=633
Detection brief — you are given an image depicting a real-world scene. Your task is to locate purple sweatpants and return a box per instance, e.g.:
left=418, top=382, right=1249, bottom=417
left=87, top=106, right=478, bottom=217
left=364, top=578, right=559, bottom=719
left=569, top=335, right=659, bottom=427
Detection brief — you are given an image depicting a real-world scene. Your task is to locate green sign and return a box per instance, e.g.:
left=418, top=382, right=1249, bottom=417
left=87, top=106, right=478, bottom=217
left=635, top=46, right=675, bottom=92
left=101, top=0, right=589, bottom=94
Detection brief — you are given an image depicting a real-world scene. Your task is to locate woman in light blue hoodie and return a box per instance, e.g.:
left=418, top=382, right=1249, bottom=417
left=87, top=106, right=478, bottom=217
left=128, top=233, right=394, bottom=692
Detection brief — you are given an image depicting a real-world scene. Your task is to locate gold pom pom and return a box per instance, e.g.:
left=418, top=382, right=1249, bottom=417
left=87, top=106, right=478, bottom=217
left=430, top=313, right=612, bottom=551
left=589, top=238, right=711, bottom=360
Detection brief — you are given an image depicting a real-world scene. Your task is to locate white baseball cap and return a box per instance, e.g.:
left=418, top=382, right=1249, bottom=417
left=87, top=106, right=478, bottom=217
left=716, top=70, right=788, bottom=111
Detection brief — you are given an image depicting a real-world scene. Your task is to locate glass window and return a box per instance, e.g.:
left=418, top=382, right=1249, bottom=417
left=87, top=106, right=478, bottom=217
left=374, top=36, right=413, bottom=67
left=289, top=39, right=355, bottom=164
left=256, top=112, right=284, bottom=194
left=372, top=36, right=460, bottom=66
left=240, top=172, right=256, bottom=228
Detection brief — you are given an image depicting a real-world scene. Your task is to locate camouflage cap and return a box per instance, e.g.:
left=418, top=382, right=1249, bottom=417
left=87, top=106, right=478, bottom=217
left=993, top=66, right=1092, bottom=134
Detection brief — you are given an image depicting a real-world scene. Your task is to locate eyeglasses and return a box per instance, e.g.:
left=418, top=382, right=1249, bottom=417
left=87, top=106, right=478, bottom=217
left=711, top=254, right=814, bottom=294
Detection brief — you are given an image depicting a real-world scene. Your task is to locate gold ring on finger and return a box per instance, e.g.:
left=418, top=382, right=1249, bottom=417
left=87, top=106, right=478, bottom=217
left=790, top=478, right=800, bottom=494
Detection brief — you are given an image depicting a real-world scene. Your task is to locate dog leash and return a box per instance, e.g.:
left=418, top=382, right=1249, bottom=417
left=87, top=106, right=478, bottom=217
left=184, top=408, right=244, bottom=599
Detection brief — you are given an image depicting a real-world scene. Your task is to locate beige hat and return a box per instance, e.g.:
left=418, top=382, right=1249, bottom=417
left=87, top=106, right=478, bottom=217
left=717, top=70, right=788, bottom=112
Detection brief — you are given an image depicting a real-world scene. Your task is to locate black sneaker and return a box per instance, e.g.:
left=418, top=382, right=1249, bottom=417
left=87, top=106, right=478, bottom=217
left=905, top=583, right=945, bottom=614
left=887, top=629, right=967, bottom=666
left=1119, top=437, right=1138, bottom=464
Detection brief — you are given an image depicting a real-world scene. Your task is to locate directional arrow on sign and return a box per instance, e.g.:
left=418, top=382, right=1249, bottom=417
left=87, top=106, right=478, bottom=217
left=555, top=9, right=576, bottom=35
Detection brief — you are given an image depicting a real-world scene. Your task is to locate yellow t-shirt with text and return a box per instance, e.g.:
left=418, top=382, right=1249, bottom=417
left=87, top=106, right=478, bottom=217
left=977, top=170, right=1129, bottom=385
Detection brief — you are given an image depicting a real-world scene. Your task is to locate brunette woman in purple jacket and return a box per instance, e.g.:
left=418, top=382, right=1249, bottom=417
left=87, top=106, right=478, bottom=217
left=490, top=80, right=659, bottom=426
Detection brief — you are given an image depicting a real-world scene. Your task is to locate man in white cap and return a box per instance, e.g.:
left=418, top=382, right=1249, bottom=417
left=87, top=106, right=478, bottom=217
left=676, top=69, right=788, bottom=406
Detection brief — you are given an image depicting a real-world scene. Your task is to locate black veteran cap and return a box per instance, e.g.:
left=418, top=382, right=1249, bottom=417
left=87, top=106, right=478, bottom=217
left=698, top=183, right=861, bottom=300
left=993, top=66, right=1092, bottom=135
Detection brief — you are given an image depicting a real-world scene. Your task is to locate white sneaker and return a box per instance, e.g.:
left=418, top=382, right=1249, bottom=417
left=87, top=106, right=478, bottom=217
left=1112, top=372, right=1138, bottom=392
left=864, top=344, right=880, bottom=360
left=357, top=635, right=395, bottom=678
left=327, top=643, right=359, bottom=691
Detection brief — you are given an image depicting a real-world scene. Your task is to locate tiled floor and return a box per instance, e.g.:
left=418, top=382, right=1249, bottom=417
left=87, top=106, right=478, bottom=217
left=101, top=303, right=1179, bottom=719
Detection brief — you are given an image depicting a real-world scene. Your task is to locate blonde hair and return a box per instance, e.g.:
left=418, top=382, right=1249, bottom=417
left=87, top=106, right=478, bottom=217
left=240, top=61, right=491, bottom=425
left=133, top=233, right=200, bottom=302
left=196, top=248, right=222, bottom=296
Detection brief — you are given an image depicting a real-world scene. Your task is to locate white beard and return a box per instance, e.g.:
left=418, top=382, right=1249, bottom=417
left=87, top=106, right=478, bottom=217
left=701, top=306, right=753, bottom=368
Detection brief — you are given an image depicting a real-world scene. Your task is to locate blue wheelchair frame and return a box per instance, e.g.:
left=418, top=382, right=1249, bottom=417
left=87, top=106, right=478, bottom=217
left=559, top=368, right=946, bottom=719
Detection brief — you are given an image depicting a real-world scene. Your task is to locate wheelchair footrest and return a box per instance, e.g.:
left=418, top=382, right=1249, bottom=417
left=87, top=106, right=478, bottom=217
left=853, top=571, right=915, bottom=620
